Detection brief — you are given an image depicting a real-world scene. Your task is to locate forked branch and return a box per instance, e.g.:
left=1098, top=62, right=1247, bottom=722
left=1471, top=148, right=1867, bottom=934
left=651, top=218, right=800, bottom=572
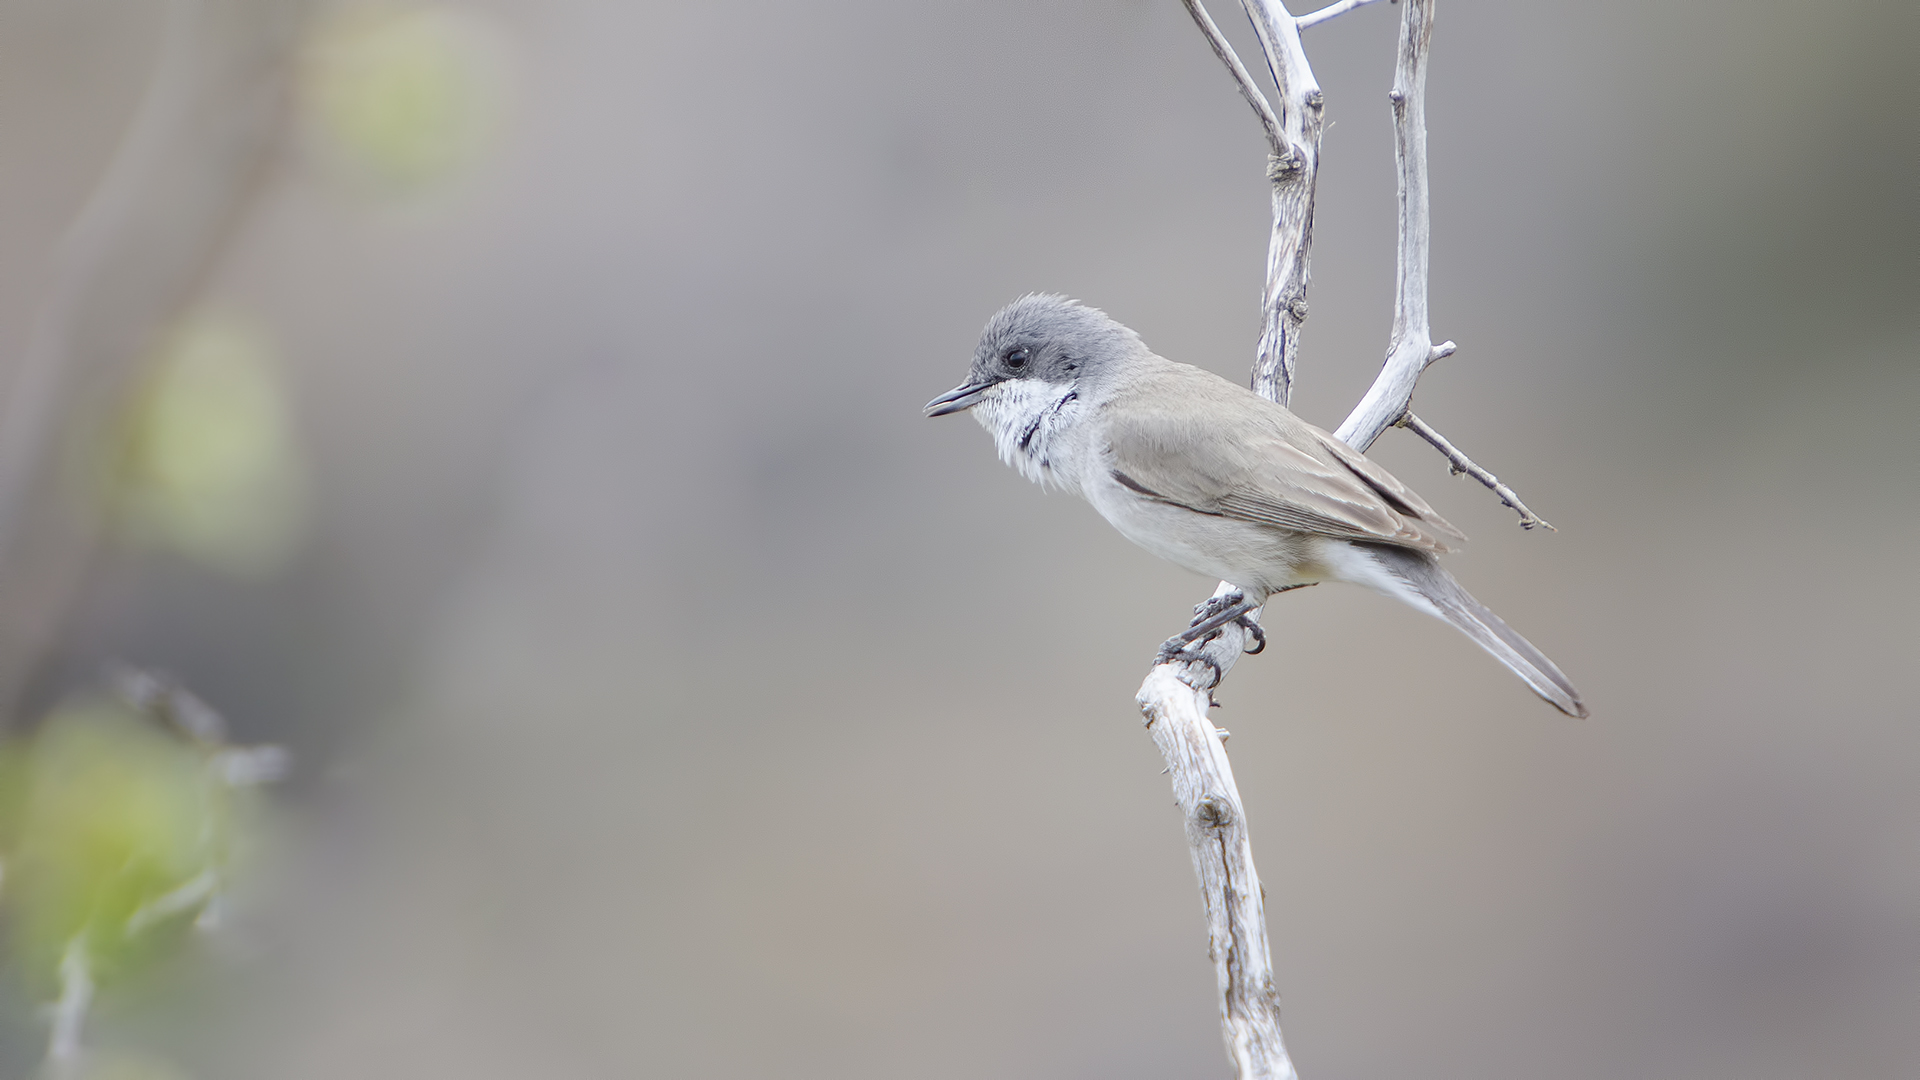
left=1136, top=2, right=1475, bottom=1078
left=1330, top=0, right=1551, bottom=530
left=1335, top=0, right=1438, bottom=453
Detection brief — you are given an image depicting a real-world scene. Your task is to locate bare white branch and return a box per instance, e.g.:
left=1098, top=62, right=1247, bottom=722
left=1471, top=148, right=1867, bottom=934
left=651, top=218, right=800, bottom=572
left=1139, top=3, right=1458, bottom=1076
left=1135, top=2, right=1341, bottom=1074
left=1399, top=412, right=1555, bottom=530
left=1325, top=1, right=1547, bottom=528
left=1294, top=0, right=1391, bottom=31
left=1240, top=0, right=1324, bottom=407
left=1140, top=2, right=1569, bottom=1073
left=0, top=0, right=312, bottom=724
left=1137, top=670, right=1297, bottom=1080
left=1335, top=0, right=1438, bottom=453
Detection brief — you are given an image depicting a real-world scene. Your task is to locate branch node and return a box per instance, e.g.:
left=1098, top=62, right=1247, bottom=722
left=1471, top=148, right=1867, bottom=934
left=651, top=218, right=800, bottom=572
left=1428, top=340, right=1456, bottom=364
left=1388, top=87, right=1405, bottom=105
left=1266, top=149, right=1302, bottom=182
left=1286, top=296, right=1309, bottom=322
left=1195, top=795, right=1236, bottom=831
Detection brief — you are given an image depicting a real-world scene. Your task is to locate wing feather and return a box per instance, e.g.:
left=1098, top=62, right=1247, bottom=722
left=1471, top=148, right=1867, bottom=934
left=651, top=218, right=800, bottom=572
left=1102, top=361, right=1465, bottom=553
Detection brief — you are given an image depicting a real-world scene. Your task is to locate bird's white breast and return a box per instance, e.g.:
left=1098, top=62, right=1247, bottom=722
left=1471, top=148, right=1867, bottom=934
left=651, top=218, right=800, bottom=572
left=972, top=379, right=1087, bottom=493
left=1080, top=462, right=1319, bottom=599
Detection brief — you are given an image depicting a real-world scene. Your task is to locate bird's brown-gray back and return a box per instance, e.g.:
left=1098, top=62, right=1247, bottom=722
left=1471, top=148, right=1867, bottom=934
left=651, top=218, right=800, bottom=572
left=1100, top=359, right=1466, bottom=553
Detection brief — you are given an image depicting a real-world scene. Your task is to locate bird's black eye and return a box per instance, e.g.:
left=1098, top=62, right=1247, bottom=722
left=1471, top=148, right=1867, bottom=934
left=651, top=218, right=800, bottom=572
left=1005, top=348, right=1030, bottom=370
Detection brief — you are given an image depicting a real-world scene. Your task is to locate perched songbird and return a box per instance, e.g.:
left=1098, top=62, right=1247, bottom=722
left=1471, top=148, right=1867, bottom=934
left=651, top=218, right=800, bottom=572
left=926, top=294, right=1585, bottom=717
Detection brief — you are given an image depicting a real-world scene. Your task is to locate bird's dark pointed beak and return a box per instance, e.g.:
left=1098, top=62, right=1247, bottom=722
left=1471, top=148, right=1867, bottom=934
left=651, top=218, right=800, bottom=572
left=924, top=380, right=994, bottom=417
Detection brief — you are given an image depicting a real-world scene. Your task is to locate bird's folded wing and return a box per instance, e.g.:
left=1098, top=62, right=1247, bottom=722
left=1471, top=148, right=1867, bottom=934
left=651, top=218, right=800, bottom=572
left=1103, top=371, right=1465, bottom=553
left=1310, top=429, right=1467, bottom=550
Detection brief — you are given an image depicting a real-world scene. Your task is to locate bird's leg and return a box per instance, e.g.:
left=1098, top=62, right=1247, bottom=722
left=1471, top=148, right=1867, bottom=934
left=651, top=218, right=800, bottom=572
left=1156, top=592, right=1260, bottom=670
left=1187, top=589, right=1278, bottom=655
left=1161, top=582, right=1320, bottom=668
left=1187, top=591, right=1245, bottom=628
left=1195, top=592, right=1269, bottom=655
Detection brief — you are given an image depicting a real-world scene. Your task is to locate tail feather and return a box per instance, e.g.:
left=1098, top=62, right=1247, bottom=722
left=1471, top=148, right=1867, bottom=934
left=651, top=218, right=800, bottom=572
left=1362, top=545, right=1587, bottom=718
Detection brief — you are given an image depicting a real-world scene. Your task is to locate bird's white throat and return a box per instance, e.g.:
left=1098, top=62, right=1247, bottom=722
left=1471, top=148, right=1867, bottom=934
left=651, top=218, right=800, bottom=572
left=972, top=378, right=1083, bottom=492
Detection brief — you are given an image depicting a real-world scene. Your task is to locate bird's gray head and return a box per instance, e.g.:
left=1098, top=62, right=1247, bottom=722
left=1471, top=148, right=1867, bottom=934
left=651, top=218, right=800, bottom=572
left=924, top=294, right=1144, bottom=417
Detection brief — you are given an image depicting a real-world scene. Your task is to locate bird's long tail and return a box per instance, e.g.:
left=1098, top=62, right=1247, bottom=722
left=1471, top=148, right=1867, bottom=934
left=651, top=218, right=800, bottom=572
left=1361, top=544, right=1587, bottom=718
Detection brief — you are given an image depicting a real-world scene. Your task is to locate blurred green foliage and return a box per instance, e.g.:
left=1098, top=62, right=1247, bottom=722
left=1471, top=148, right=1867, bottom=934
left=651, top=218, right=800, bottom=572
left=115, top=310, right=308, bottom=577
left=301, top=3, right=511, bottom=192
left=0, top=694, right=269, bottom=1000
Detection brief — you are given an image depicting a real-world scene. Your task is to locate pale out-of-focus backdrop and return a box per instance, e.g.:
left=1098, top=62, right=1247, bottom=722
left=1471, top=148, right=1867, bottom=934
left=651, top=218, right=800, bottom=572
left=0, top=1, right=1915, bottom=1077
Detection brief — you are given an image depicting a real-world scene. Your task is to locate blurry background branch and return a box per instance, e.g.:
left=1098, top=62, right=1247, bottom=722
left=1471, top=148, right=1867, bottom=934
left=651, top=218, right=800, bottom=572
left=0, top=0, right=311, bottom=1068
left=0, top=0, right=312, bottom=730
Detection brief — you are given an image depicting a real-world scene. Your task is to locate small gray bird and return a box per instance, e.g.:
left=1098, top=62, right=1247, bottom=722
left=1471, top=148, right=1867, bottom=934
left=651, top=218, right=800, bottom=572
left=926, top=294, right=1586, bottom=717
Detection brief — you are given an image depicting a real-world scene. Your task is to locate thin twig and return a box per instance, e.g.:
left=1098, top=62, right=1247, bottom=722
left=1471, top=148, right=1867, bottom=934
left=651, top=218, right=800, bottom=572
left=1180, top=0, right=1285, bottom=156
left=1398, top=412, right=1555, bottom=530
left=1137, top=670, right=1294, bottom=1080
left=46, top=936, right=93, bottom=1068
left=1294, top=0, right=1391, bottom=30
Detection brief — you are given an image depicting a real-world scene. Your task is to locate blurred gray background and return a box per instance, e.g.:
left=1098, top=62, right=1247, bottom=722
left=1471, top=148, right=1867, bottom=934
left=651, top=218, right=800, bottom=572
left=1, top=0, right=1917, bottom=1076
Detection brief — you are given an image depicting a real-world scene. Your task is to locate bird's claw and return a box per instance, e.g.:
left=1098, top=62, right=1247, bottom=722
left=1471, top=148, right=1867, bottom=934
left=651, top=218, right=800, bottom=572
left=1189, top=591, right=1265, bottom=655
left=1190, top=591, right=1247, bottom=627
left=1158, top=589, right=1268, bottom=687
left=1240, top=618, right=1266, bottom=655
left=1156, top=637, right=1224, bottom=686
